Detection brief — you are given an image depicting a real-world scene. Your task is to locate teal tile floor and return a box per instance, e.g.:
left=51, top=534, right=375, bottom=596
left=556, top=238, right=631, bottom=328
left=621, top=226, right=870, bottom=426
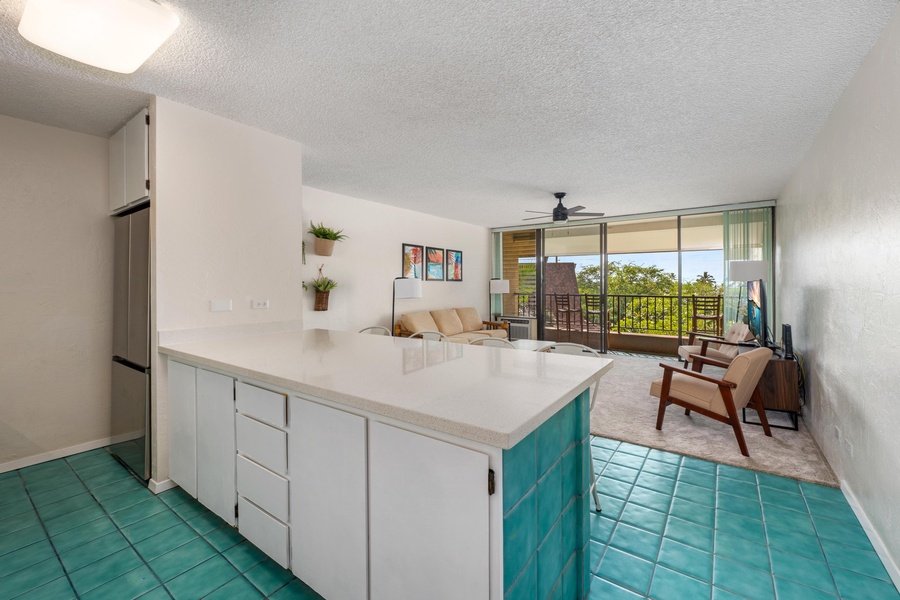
left=588, top=437, right=900, bottom=599
left=2, top=442, right=898, bottom=599
left=0, top=448, right=321, bottom=599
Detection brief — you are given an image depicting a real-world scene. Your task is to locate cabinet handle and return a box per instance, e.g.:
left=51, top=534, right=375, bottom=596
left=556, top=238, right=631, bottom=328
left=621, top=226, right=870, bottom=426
left=488, top=469, right=495, bottom=496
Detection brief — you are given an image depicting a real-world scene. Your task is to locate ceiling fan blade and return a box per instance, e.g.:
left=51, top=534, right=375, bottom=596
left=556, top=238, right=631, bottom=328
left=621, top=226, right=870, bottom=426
left=522, top=215, right=550, bottom=221
left=570, top=212, right=605, bottom=218
left=524, top=210, right=552, bottom=215
left=566, top=205, right=586, bottom=213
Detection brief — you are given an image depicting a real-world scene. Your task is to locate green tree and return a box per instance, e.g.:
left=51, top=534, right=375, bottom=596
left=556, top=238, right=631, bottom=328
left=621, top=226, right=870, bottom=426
left=682, top=271, right=723, bottom=296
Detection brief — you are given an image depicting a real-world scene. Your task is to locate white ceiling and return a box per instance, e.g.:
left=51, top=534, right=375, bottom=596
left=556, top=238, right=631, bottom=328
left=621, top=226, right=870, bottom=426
left=0, top=1, right=896, bottom=227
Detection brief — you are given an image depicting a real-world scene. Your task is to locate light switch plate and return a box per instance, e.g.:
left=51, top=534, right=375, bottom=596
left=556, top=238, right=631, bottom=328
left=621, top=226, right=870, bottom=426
left=210, top=299, right=232, bottom=312
left=251, top=299, right=269, bottom=309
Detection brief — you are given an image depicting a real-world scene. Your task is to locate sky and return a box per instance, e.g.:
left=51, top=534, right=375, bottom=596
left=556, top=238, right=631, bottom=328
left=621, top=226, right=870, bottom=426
left=548, top=250, right=724, bottom=285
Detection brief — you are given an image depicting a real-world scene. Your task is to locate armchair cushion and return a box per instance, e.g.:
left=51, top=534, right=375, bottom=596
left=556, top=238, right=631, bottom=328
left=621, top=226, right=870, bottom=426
left=455, top=307, right=484, bottom=332
left=431, top=309, right=465, bottom=336
left=401, top=311, right=438, bottom=334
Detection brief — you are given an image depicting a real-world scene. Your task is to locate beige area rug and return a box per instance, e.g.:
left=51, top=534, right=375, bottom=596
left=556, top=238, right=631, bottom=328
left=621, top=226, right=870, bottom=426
left=591, top=353, right=839, bottom=487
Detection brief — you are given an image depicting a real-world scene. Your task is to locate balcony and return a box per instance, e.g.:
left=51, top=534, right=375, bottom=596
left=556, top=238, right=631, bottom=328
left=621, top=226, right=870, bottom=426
left=514, top=293, right=724, bottom=355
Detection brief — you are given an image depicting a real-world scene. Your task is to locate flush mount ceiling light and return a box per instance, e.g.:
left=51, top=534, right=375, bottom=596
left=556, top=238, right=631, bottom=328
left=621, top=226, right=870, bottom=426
left=18, top=0, right=179, bottom=74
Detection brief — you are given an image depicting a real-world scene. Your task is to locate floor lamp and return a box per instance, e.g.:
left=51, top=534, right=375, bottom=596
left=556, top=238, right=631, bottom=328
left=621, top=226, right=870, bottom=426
left=392, top=277, right=423, bottom=336
left=489, top=278, right=509, bottom=321
left=728, top=260, right=768, bottom=321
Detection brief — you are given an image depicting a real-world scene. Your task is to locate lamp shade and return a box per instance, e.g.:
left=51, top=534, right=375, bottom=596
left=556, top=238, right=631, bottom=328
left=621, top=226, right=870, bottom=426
left=489, top=279, right=510, bottom=294
left=18, top=0, right=180, bottom=74
left=394, top=277, right=422, bottom=299
left=728, top=260, right=768, bottom=281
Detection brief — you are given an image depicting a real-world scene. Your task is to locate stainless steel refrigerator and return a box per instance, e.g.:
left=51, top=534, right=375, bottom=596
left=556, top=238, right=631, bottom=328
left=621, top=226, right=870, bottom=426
left=110, top=206, right=151, bottom=481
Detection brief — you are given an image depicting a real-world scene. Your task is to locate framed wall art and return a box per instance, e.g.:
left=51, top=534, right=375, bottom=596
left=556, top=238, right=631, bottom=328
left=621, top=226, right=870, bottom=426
left=446, top=249, right=463, bottom=281
left=401, top=243, right=424, bottom=279
left=425, top=247, right=445, bottom=281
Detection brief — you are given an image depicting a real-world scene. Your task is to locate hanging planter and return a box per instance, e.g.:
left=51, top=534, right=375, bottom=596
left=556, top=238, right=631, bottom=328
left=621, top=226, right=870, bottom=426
left=314, top=290, right=330, bottom=311
left=309, top=265, right=337, bottom=312
left=308, top=222, right=348, bottom=256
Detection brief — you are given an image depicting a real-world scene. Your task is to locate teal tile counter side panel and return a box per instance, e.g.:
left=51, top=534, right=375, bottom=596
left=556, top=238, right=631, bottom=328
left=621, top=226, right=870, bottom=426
left=504, top=389, right=591, bottom=600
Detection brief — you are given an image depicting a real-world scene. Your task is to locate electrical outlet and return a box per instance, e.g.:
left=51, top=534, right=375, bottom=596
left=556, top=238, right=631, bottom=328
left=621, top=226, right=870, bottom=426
left=251, top=299, right=269, bottom=309
left=210, top=299, right=232, bottom=312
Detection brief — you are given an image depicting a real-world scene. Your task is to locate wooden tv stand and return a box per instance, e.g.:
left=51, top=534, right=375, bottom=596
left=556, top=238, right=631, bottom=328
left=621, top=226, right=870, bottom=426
left=745, top=354, right=800, bottom=430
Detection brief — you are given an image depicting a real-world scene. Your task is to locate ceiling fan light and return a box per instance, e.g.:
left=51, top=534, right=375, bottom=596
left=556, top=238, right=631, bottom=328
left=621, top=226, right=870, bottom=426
left=18, top=0, right=180, bottom=74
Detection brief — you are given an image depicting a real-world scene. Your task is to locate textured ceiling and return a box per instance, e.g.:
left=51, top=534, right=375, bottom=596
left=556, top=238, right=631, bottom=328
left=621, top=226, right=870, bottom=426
left=0, top=1, right=896, bottom=227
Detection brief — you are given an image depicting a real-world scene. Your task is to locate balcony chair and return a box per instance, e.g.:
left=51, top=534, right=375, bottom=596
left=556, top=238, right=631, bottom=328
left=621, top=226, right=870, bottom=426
left=359, top=326, right=391, bottom=336
left=650, top=347, right=773, bottom=457
left=552, top=294, right=584, bottom=344
left=468, top=337, right=516, bottom=348
left=546, top=342, right=603, bottom=512
left=691, top=295, right=724, bottom=337
left=678, top=322, right=753, bottom=369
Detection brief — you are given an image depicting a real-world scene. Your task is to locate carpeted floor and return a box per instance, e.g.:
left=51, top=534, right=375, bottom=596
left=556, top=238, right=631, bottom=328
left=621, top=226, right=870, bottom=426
left=591, top=354, right=839, bottom=487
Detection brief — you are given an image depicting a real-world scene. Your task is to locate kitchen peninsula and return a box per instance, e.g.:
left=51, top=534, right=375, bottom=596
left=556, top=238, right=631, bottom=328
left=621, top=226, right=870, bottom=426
left=160, top=329, right=613, bottom=600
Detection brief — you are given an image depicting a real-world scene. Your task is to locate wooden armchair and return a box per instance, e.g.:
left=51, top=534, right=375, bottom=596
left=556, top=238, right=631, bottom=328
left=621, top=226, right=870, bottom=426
left=678, top=322, right=754, bottom=368
left=650, top=347, right=773, bottom=456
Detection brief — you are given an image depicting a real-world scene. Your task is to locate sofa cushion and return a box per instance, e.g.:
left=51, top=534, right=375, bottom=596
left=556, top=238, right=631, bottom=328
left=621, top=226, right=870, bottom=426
left=482, top=329, right=508, bottom=339
left=431, top=309, right=465, bottom=336
left=455, top=307, right=484, bottom=332
left=453, top=332, right=492, bottom=342
left=401, top=311, right=438, bottom=334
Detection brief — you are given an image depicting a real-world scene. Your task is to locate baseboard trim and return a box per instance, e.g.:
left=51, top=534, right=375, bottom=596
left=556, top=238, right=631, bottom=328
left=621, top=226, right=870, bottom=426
left=841, top=479, right=900, bottom=590
left=148, top=478, right=177, bottom=494
left=0, top=430, right=144, bottom=474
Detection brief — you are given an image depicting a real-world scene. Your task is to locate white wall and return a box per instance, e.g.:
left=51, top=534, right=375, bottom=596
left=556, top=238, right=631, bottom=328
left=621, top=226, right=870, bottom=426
left=777, top=6, right=900, bottom=572
left=302, top=186, right=492, bottom=332
left=152, top=97, right=304, bottom=481
left=0, top=114, right=114, bottom=468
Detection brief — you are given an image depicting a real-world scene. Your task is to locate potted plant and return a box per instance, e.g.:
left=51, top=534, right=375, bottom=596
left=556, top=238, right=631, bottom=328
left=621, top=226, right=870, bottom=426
left=308, top=221, right=348, bottom=256
left=309, top=266, right=337, bottom=311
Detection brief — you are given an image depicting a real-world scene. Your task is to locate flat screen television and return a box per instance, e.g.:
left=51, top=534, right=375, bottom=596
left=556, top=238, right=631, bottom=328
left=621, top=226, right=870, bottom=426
left=747, top=279, right=768, bottom=348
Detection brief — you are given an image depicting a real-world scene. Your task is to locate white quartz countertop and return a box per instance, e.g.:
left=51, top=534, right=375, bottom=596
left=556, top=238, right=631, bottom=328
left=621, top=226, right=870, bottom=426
left=159, top=329, right=614, bottom=449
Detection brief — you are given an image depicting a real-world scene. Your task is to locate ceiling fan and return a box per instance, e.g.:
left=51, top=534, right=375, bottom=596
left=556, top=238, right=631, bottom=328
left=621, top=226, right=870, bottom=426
left=523, top=192, right=605, bottom=223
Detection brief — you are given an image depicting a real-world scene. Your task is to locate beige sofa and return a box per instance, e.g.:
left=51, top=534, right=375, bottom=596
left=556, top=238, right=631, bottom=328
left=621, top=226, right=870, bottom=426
left=394, top=307, right=509, bottom=343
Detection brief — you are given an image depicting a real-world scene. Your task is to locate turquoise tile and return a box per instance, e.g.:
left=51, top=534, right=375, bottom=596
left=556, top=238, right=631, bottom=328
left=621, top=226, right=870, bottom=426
left=149, top=537, right=217, bottom=581
left=831, top=565, right=900, bottom=600
left=765, top=524, right=825, bottom=562
left=576, top=392, right=590, bottom=440
left=0, top=556, right=64, bottom=600
left=110, top=497, right=168, bottom=529
left=204, top=575, right=264, bottom=600
left=609, top=452, right=645, bottom=471
left=557, top=553, right=577, bottom=600
left=134, top=524, right=198, bottom=562
left=805, top=497, right=859, bottom=525
left=608, top=523, right=661, bottom=562
left=594, top=438, right=621, bottom=451
left=503, top=429, right=537, bottom=513
left=29, top=481, right=87, bottom=507
left=716, top=510, right=766, bottom=545
left=537, top=461, right=562, bottom=542
left=224, top=541, right=268, bottom=573
left=243, top=558, right=295, bottom=596
left=13, top=576, right=75, bottom=600
left=0, top=510, right=40, bottom=536
left=0, top=484, right=29, bottom=509
left=43, top=503, right=106, bottom=536
left=713, top=556, right=775, bottom=599
left=763, top=504, right=815, bottom=535
left=756, top=472, right=800, bottom=494
left=641, top=459, right=679, bottom=480
left=678, top=467, right=716, bottom=490
left=716, top=491, right=762, bottom=521
left=0, top=497, right=33, bottom=520
left=562, top=447, right=579, bottom=500
left=157, top=488, right=193, bottom=509
left=603, top=463, right=640, bottom=485
left=588, top=576, right=643, bottom=599
left=59, top=531, right=130, bottom=572
left=204, top=525, right=244, bottom=552
left=799, top=481, right=845, bottom=504
left=82, top=468, right=133, bottom=490
left=589, top=514, right=616, bottom=544
left=76, top=460, right=124, bottom=481
left=774, top=577, right=837, bottom=600
left=665, top=516, right=714, bottom=553
left=36, top=492, right=95, bottom=522
left=595, top=493, right=625, bottom=520
left=647, top=449, right=682, bottom=465
left=618, top=503, right=667, bottom=535
left=506, top=555, right=536, bottom=600
left=759, top=486, right=808, bottom=513
left=268, top=578, right=323, bottom=599
left=24, top=472, right=81, bottom=496
left=657, top=538, right=712, bottom=582
left=69, top=547, right=143, bottom=595
left=122, top=510, right=183, bottom=545
left=92, top=477, right=145, bottom=501
left=165, top=556, right=239, bottom=600
left=634, top=471, right=677, bottom=495
left=616, top=443, right=650, bottom=458
left=560, top=500, right=579, bottom=559
left=670, top=498, right=715, bottom=528
left=135, top=586, right=173, bottom=599
left=537, top=521, right=563, bottom=599
left=51, top=517, right=118, bottom=553
left=812, top=515, right=873, bottom=549
left=717, top=464, right=757, bottom=484
left=67, top=450, right=114, bottom=468
left=99, top=487, right=155, bottom=514
left=186, top=510, right=225, bottom=535
left=559, top=401, right=576, bottom=447
left=0, top=540, right=55, bottom=578
left=649, top=565, right=711, bottom=600
left=588, top=540, right=605, bottom=573
left=717, top=476, right=758, bottom=498
left=536, top=412, right=562, bottom=478
left=80, top=565, right=158, bottom=600
left=820, top=539, right=892, bottom=582
left=169, top=499, right=207, bottom=521
left=596, top=476, right=633, bottom=501
left=595, top=547, right=653, bottom=595
left=712, top=586, right=750, bottom=600
left=674, top=481, right=716, bottom=507
left=714, top=530, right=770, bottom=572
left=628, top=485, right=673, bottom=513
left=681, top=456, right=717, bottom=474
left=504, top=488, right=537, bottom=589
left=769, top=548, right=837, bottom=594
left=0, top=524, right=47, bottom=557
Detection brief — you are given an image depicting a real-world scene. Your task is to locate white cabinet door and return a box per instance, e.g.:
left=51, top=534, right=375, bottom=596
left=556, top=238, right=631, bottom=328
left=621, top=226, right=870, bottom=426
left=124, top=109, right=149, bottom=205
left=290, top=398, right=368, bottom=600
left=368, top=422, right=490, bottom=600
left=108, top=126, right=126, bottom=212
left=196, top=369, right=236, bottom=525
left=167, top=360, right=197, bottom=498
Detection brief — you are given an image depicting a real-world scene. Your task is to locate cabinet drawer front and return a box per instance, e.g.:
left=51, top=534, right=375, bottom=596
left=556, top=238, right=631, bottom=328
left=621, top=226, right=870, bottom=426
left=236, top=455, right=288, bottom=522
left=236, top=382, right=286, bottom=428
left=236, top=414, right=287, bottom=474
left=237, top=496, right=289, bottom=568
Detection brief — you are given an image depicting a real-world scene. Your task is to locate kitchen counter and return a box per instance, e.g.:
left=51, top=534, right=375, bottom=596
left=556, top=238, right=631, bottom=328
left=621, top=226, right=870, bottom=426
left=159, top=328, right=613, bottom=449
